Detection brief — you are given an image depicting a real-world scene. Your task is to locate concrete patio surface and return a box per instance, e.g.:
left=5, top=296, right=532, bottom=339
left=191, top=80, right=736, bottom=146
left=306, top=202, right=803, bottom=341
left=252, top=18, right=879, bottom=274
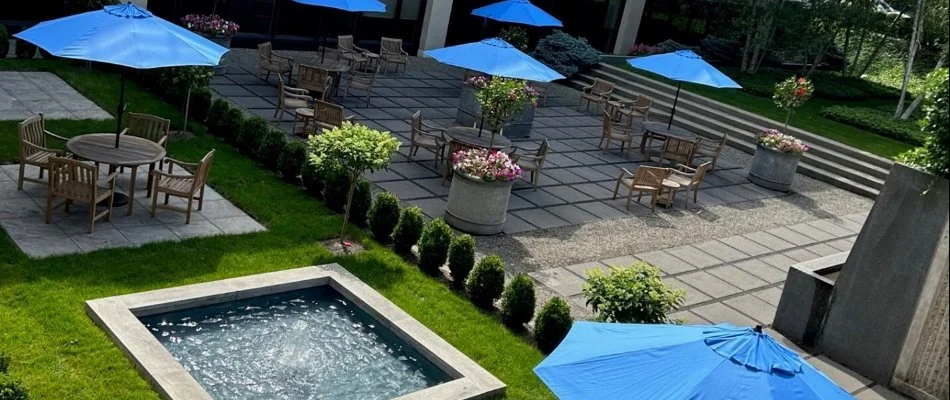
left=1, top=71, right=112, bottom=121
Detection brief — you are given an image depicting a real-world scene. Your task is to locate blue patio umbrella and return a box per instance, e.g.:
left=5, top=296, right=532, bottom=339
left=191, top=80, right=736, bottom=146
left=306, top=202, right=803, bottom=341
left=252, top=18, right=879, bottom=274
left=291, top=0, right=386, bottom=62
left=424, top=38, right=565, bottom=82
left=627, top=50, right=741, bottom=128
left=14, top=3, right=227, bottom=147
left=535, top=322, right=854, bottom=400
left=472, top=0, right=563, bottom=27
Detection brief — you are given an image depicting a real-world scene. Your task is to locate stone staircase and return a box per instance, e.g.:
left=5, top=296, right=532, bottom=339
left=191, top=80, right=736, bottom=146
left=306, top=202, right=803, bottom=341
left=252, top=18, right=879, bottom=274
left=567, top=63, right=894, bottom=198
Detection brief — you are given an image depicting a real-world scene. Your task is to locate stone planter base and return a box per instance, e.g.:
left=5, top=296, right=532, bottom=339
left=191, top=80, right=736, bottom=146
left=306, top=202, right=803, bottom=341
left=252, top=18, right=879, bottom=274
left=444, top=173, right=513, bottom=235
left=748, top=144, right=802, bottom=192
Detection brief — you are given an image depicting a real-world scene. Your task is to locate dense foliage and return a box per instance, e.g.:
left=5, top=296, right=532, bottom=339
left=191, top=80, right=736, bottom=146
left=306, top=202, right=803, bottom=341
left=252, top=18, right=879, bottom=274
left=499, top=26, right=530, bottom=51
left=14, top=39, right=35, bottom=59
left=532, top=30, right=600, bottom=77
left=501, top=274, right=536, bottom=329
left=447, top=234, right=477, bottom=289
left=731, top=69, right=899, bottom=100
left=368, top=192, right=401, bottom=242
left=897, top=70, right=950, bottom=177
left=466, top=255, right=506, bottom=309
left=322, top=168, right=349, bottom=212
left=470, top=77, right=538, bottom=137
left=392, top=206, right=425, bottom=255
left=220, top=107, right=245, bottom=144
left=0, top=375, right=29, bottom=400
left=300, top=161, right=325, bottom=198
left=534, top=297, right=573, bottom=354
left=257, top=129, right=286, bottom=170
left=349, top=179, right=372, bottom=228
left=181, top=14, right=240, bottom=37
left=0, top=25, right=9, bottom=58
left=821, top=106, right=925, bottom=145
left=0, top=351, right=8, bottom=374
left=583, top=263, right=685, bottom=324
left=417, top=218, right=454, bottom=275
left=277, top=140, right=306, bottom=181
left=206, top=99, right=231, bottom=136
left=237, top=116, right=268, bottom=155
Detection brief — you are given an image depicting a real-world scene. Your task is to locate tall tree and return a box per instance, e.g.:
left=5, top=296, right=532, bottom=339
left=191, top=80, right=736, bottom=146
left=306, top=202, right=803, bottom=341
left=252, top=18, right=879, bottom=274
left=895, top=0, right=927, bottom=117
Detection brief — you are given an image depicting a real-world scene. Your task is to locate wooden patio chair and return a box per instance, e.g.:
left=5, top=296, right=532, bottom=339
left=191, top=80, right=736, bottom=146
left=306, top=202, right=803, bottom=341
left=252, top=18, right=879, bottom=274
left=380, top=37, right=409, bottom=74
left=337, top=35, right=370, bottom=68
left=409, top=111, right=447, bottom=167
left=624, top=95, right=652, bottom=123
left=579, top=78, right=614, bottom=112
left=150, top=150, right=215, bottom=224
left=310, top=100, right=354, bottom=134
left=258, top=42, right=295, bottom=83
left=297, top=64, right=333, bottom=101
left=668, top=161, right=712, bottom=209
left=510, top=139, right=550, bottom=190
left=120, top=113, right=170, bottom=195
left=693, top=134, right=727, bottom=170
left=45, top=157, right=116, bottom=234
left=599, top=111, right=634, bottom=153
left=274, top=74, right=314, bottom=123
left=613, top=165, right=670, bottom=212
left=17, top=113, right=71, bottom=190
left=530, top=82, right=551, bottom=107
left=343, top=65, right=379, bottom=107
left=652, top=136, right=697, bottom=167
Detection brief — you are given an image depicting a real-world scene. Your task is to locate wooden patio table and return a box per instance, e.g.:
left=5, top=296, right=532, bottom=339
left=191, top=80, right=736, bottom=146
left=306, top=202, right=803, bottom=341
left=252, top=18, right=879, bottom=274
left=66, top=133, right=166, bottom=215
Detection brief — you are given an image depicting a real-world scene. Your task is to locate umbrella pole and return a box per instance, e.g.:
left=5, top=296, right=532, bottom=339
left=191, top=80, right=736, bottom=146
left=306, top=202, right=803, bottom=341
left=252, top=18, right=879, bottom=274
left=115, top=68, right=127, bottom=148
left=667, top=81, right=681, bottom=129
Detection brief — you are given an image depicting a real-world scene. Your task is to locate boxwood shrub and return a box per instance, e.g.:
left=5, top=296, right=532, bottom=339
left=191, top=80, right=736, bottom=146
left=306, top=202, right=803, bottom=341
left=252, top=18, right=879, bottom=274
left=206, top=99, right=230, bottom=137
left=0, top=374, right=29, bottom=400
left=14, top=39, right=35, bottom=59
left=277, top=140, right=306, bottom=181
left=220, top=107, right=245, bottom=144
left=0, top=25, right=10, bottom=58
left=501, top=273, right=536, bottom=329
left=300, top=161, right=325, bottom=198
left=392, top=206, right=424, bottom=255
left=447, top=234, right=476, bottom=289
left=258, top=129, right=286, bottom=170
left=417, top=218, right=453, bottom=275
left=189, top=88, right=213, bottom=123
left=237, top=116, right=269, bottom=156
left=349, top=179, right=372, bottom=228
left=583, top=263, right=685, bottom=323
left=368, top=192, right=400, bottom=242
left=534, top=297, right=573, bottom=354
left=322, top=168, right=350, bottom=212
left=466, top=255, right=505, bottom=309
left=820, top=106, right=925, bottom=145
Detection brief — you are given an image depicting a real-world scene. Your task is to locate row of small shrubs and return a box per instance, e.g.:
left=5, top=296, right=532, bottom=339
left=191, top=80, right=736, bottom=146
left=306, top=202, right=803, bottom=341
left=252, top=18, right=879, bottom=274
left=0, top=351, right=29, bottom=400
left=820, top=106, right=925, bottom=146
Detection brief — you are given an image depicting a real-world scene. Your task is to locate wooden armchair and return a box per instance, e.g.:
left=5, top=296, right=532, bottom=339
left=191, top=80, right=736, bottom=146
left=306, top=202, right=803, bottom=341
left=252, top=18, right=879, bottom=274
left=652, top=136, right=697, bottom=167
left=337, top=35, right=370, bottom=68
left=380, top=37, right=409, bottom=74
left=409, top=111, right=446, bottom=167
left=343, top=65, right=379, bottom=107
left=668, top=161, right=712, bottom=209
left=258, top=42, right=295, bottom=83
left=45, top=157, right=116, bottom=233
left=510, top=139, right=550, bottom=190
left=297, top=64, right=333, bottom=101
left=274, top=75, right=314, bottom=123
left=599, top=111, right=635, bottom=153
left=613, top=165, right=670, bottom=212
left=120, top=113, right=170, bottom=194
left=17, top=113, right=71, bottom=190
left=150, top=150, right=215, bottom=224
left=580, top=78, right=614, bottom=112
left=626, top=95, right=652, bottom=122
left=311, top=100, right=354, bottom=134
left=694, top=134, right=727, bottom=170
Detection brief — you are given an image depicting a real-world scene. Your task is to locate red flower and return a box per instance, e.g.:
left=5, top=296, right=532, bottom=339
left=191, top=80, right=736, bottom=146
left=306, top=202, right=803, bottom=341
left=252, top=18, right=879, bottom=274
left=796, top=77, right=805, bottom=84
left=795, top=87, right=807, bottom=97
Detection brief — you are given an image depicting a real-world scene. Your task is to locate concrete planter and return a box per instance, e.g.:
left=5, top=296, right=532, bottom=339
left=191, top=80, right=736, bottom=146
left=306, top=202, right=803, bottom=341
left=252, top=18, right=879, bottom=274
left=748, top=144, right=802, bottom=192
left=456, top=84, right=536, bottom=139
left=202, top=35, right=232, bottom=75
left=444, top=172, right=514, bottom=235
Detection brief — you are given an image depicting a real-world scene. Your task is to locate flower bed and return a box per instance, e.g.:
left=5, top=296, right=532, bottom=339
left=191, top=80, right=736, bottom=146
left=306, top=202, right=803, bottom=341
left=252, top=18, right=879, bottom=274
left=181, top=14, right=240, bottom=37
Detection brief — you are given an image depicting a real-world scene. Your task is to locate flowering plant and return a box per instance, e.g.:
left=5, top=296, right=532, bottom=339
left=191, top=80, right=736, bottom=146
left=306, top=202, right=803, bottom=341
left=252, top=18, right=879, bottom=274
left=773, top=76, right=814, bottom=132
left=452, top=149, right=523, bottom=182
left=628, top=43, right=661, bottom=56
left=473, top=77, right=539, bottom=147
left=757, top=129, right=809, bottom=154
left=181, top=14, right=240, bottom=37
left=466, top=75, right=489, bottom=88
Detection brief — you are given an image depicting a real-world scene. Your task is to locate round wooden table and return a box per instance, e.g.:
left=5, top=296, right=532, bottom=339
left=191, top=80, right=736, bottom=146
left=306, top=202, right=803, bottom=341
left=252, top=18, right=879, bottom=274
left=67, top=133, right=166, bottom=215
left=641, top=121, right=697, bottom=153
left=657, top=178, right=681, bottom=207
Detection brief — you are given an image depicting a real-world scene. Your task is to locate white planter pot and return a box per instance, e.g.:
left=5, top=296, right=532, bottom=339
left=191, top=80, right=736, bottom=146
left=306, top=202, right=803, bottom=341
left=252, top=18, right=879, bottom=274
left=748, top=144, right=802, bottom=192
left=444, top=172, right=514, bottom=235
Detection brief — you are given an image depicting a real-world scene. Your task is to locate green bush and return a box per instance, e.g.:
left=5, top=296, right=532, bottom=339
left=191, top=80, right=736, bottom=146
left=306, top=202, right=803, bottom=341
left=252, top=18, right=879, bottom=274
left=220, top=107, right=245, bottom=144
left=534, top=297, right=573, bottom=354
left=447, top=234, right=476, bottom=289
left=258, top=129, right=286, bottom=170
left=532, top=30, right=600, bottom=78
left=499, top=26, right=529, bottom=51
left=501, top=274, right=536, bottom=329
left=466, top=255, right=505, bottom=309
left=0, top=25, right=10, bottom=58
left=277, top=140, right=306, bottom=181
left=368, top=192, right=400, bottom=242
left=0, top=350, right=9, bottom=374
left=820, top=106, right=925, bottom=146
left=237, top=116, right=268, bottom=156
left=206, top=99, right=231, bottom=137
left=392, top=206, right=424, bottom=255
left=897, top=70, right=950, bottom=177
left=189, top=88, right=213, bottom=123
left=656, top=39, right=696, bottom=53
left=0, top=374, right=28, bottom=400
left=699, top=35, right=741, bottom=66
left=418, top=218, right=453, bottom=275
left=583, top=263, right=685, bottom=323
left=14, top=39, right=35, bottom=59
left=322, top=167, right=350, bottom=212
left=349, top=179, right=372, bottom=228
left=300, top=162, right=325, bottom=198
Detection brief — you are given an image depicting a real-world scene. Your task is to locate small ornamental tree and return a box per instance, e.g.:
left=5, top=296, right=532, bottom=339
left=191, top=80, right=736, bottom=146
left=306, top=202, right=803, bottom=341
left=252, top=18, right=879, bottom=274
left=499, top=26, right=529, bottom=51
left=583, top=263, right=686, bottom=324
left=308, top=122, right=400, bottom=246
left=469, top=77, right=538, bottom=147
left=773, top=76, right=814, bottom=132
left=158, top=66, right=213, bottom=134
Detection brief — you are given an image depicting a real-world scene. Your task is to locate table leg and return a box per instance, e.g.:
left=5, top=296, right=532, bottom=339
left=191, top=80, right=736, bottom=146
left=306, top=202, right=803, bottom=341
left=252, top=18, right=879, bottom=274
left=127, top=165, right=137, bottom=216
left=146, top=163, right=155, bottom=198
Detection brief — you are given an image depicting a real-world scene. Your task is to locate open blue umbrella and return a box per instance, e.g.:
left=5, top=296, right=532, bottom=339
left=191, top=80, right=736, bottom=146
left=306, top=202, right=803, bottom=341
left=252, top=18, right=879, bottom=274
left=535, top=322, right=854, bottom=400
left=292, top=0, right=386, bottom=62
left=627, top=50, right=741, bottom=128
left=14, top=3, right=227, bottom=147
left=424, top=38, right=564, bottom=82
left=472, top=0, right=562, bottom=27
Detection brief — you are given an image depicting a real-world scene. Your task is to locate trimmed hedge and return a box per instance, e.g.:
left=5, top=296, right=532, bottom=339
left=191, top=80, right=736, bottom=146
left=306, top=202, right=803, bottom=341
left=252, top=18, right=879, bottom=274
left=466, top=255, right=505, bottom=309
left=731, top=68, right=900, bottom=100
left=418, top=218, right=453, bottom=275
left=14, top=39, right=35, bottom=59
left=0, top=25, right=10, bottom=58
left=501, top=274, right=536, bottom=329
left=534, top=297, right=573, bottom=354
left=206, top=99, right=230, bottom=137
left=189, top=88, right=213, bottom=123
left=220, top=108, right=245, bottom=144
left=258, top=129, right=286, bottom=170
left=0, top=374, right=29, bottom=400
left=820, top=106, right=925, bottom=146
left=368, top=192, right=400, bottom=242
left=322, top=168, right=350, bottom=212
left=349, top=179, right=372, bottom=228
left=277, top=140, right=306, bottom=181
left=392, top=206, right=424, bottom=255
left=238, top=116, right=268, bottom=156
left=447, top=234, right=476, bottom=290
left=301, top=162, right=325, bottom=198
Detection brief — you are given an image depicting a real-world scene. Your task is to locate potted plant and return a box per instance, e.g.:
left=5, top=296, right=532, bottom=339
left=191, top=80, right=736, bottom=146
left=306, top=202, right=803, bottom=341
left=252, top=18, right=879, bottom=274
left=748, top=129, right=809, bottom=192
left=774, top=76, right=814, bottom=132
left=457, top=76, right=539, bottom=139
left=181, top=13, right=239, bottom=75
left=444, top=149, right=523, bottom=235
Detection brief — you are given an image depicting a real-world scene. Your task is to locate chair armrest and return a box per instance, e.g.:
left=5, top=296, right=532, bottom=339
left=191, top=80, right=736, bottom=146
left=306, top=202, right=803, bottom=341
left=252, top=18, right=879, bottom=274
left=285, top=92, right=314, bottom=101
left=150, top=169, right=194, bottom=181
left=618, top=167, right=634, bottom=178
left=45, top=131, right=70, bottom=142
left=399, top=48, right=409, bottom=56
left=343, top=115, right=355, bottom=121
left=285, top=86, right=310, bottom=95
left=354, top=44, right=372, bottom=53
left=162, top=157, right=199, bottom=174
left=420, top=120, right=447, bottom=134
left=100, top=172, right=119, bottom=184
left=22, top=141, right=66, bottom=155
left=416, top=130, right=446, bottom=142
left=157, top=136, right=168, bottom=147
left=118, top=128, right=129, bottom=136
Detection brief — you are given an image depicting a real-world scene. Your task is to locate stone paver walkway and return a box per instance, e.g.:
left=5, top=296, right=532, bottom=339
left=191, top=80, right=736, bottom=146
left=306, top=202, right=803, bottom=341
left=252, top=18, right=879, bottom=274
left=0, top=71, right=111, bottom=121
left=0, top=163, right=265, bottom=258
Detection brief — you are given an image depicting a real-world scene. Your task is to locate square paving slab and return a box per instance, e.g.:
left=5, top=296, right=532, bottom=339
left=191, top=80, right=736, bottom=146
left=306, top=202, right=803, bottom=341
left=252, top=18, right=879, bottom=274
left=1, top=71, right=112, bottom=121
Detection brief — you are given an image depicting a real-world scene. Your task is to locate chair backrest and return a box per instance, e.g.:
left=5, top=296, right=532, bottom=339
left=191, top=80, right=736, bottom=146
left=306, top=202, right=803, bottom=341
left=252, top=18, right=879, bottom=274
left=381, top=37, right=403, bottom=55
left=602, top=111, right=614, bottom=135
left=315, top=100, right=345, bottom=126
left=298, top=64, right=331, bottom=94
left=410, top=111, right=423, bottom=140
left=633, top=95, right=652, bottom=110
left=633, top=166, right=669, bottom=190
left=48, top=157, right=99, bottom=202
left=18, top=114, right=47, bottom=159
left=193, top=150, right=215, bottom=192
left=690, top=161, right=712, bottom=186
left=126, top=113, right=170, bottom=146
left=698, top=134, right=727, bottom=154
left=258, top=42, right=273, bottom=59
left=536, top=139, right=550, bottom=167
left=593, top=78, right=614, bottom=94
left=661, top=137, right=697, bottom=165
left=338, top=35, right=354, bottom=52
left=350, top=65, right=379, bottom=88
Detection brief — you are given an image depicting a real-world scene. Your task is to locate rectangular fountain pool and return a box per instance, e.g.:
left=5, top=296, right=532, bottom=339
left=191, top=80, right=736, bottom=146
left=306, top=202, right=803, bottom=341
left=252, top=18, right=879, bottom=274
left=86, top=265, right=504, bottom=400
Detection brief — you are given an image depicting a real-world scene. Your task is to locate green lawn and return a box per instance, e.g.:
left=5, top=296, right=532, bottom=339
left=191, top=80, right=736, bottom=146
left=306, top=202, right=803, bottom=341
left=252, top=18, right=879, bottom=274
left=0, top=59, right=553, bottom=399
left=608, top=62, right=914, bottom=159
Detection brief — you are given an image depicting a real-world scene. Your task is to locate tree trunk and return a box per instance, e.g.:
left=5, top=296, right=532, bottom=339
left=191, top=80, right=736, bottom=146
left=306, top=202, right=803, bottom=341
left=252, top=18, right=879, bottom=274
left=899, top=50, right=948, bottom=119
left=855, top=10, right=907, bottom=76
left=806, top=39, right=836, bottom=77
left=895, top=0, right=926, bottom=118
left=741, top=0, right=759, bottom=72
left=339, top=172, right=357, bottom=247
left=180, top=87, right=192, bottom=135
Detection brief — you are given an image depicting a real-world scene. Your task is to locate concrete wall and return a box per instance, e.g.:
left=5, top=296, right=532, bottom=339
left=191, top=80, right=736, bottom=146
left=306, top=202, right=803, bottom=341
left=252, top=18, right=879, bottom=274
left=131, top=0, right=148, bottom=8
left=417, top=0, right=454, bottom=56
left=612, top=0, right=646, bottom=55
left=773, top=253, right=847, bottom=347
left=819, top=163, right=950, bottom=386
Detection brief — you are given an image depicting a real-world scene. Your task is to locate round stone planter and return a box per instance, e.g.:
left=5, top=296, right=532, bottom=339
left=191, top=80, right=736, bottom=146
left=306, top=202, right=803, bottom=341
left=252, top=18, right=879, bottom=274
left=444, top=172, right=514, bottom=235
left=748, top=144, right=802, bottom=192
left=455, top=84, right=536, bottom=139
left=202, top=35, right=232, bottom=75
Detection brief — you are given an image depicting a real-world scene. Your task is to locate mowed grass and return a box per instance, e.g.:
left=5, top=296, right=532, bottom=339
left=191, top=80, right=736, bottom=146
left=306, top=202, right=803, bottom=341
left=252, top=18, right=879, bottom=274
left=0, top=59, right=553, bottom=400
left=608, top=62, right=914, bottom=159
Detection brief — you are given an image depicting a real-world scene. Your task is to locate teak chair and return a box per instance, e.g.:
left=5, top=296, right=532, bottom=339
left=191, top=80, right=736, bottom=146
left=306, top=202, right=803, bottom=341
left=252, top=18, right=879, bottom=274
left=652, top=136, right=697, bottom=167
left=668, top=161, right=712, bottom=209
left=580, top=78, right=614, bottom=112
left=626, top=95, right=652, bottom=123
left=337, top=35, right=370, bottom=68
left=120, top=113, right=170, bottom=195
left=274, top=74, right=314, bottom=123
left=45, top=157, right=117, bottom=234
left=258, top=42, right=295, bottom=83
left=694, top=134, right=727, bottom=170
left=409, top=111, right=447, bottom=167
left=297, top=64, right=333, bottom=101
left=150, top=150, right=215, bottom=224
left=599, top=111, right=635, bottom=153
left=510, top=139, right=550, bottom=190
left=304, top=100, right=354, bottom=135
left=17, top=113, right=71, bottom=190
left=380, top=37, right=409, bottom=74
left=343, top=65, right=379, bottom=107
left=613, top=165, right=670, bottom=212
